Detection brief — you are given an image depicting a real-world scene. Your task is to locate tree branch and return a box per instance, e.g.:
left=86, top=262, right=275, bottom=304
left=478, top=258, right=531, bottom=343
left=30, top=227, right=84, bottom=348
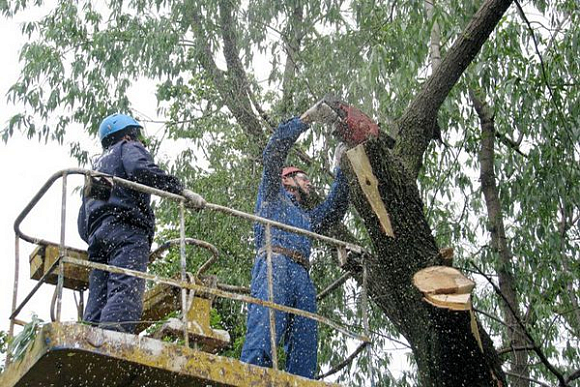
left=471, top=262, right=567, bottom=386
left=564, top=369, right=580, bottom=385
left=472, top=88, right=530, bottom=385
left=218, top=0, right=267, bottom=143
left=395, top=0, right=514, bottom=177
left=184, top=0, right=266, bottom=148
left=473, top=307, right=510, bottom=329
left=497, top=345, right=536, bottom=356
left=495, top=130, right=527, bottom=157
left=281, top=2, right=304, bottom=116
left=514, top=0, right=577, bottom=151
left=503, top=371, right=551, bottom=387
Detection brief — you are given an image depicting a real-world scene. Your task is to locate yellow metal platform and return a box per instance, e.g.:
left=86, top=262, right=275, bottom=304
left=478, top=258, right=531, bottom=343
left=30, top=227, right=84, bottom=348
left=0, top=322, right=340, bottom=387
left=29, top=243, right=90, bottom=291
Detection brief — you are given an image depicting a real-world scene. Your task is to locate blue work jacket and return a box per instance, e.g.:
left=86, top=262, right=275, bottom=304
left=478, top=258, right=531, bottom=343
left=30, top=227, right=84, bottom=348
left=78, top=140, right=183, bottom=242
left=254, top=117, right=350, bottom=261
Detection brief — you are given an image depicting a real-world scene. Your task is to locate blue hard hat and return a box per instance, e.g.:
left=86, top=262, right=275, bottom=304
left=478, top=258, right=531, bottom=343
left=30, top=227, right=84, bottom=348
left=98, top=113, right=143, bottom=144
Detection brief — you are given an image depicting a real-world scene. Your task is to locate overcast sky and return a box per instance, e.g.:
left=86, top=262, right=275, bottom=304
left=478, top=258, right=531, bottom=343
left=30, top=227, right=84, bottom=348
left=0, top=10, right=168, bottom=334
left=0, top=12, right=91, bottom=334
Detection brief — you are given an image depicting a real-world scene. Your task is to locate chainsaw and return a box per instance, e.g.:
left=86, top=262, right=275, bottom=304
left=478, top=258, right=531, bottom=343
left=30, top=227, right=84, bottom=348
left=322, top=94, right=382, bottom=147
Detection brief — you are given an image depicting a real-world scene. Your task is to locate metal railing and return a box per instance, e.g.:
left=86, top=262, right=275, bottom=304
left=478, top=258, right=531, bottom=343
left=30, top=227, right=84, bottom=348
left=9, top=168, right=371, bottom=379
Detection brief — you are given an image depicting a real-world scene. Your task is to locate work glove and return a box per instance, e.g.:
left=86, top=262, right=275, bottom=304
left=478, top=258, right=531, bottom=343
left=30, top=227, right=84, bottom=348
left=301, top=99, right=339, bottom=125
left=332, top=142, right=348, bottom=170
left=182, top=189, right=206, bottom=209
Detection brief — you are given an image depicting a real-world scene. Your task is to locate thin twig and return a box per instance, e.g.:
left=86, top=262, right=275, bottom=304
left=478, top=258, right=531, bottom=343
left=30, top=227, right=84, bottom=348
left=496, top=345, right=536, bottom=356
left=427, top=132, right=468, bottom=218
left=316, top=342, right=369, bottom=380
left=514, top=0, right=578, bottom=153
left=565, top=368, right=580, bottom=384
left=504, top=370, right=551, bottom=387
left=473, top=307, right=509, bottom=329
left=470, top=261, right=567, bottom=386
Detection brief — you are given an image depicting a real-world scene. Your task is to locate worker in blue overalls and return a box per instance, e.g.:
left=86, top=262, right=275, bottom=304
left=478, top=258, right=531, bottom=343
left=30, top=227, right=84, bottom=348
left=78, top=113, right=204, bottom=333
left=240, top=102, right=349, bottom=378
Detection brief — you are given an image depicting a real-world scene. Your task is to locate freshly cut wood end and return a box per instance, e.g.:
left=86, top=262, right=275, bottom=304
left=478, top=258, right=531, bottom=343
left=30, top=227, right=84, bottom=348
left=424, top=293, right=471, bottom=311
left=346, top=145, right=395, bottom=237
left=413, top=266, right=475, bottom=310
left=413, top=266, right=475, bottom=295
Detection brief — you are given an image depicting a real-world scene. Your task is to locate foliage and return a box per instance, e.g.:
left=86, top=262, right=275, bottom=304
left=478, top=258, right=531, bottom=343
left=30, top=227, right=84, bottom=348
left=7, top=314, right=44, bottom=363
left=2, top=0, right=579, bottom=385
left=0, top=330, right=7, bottom=373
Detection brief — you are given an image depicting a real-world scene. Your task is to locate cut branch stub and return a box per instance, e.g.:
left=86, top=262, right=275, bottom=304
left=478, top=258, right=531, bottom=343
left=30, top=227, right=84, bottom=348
left=438, top=247, right=454, bottom=266
left=345, top=144, right=395, bottom=237
left=413, top=266, right=475, bottom=311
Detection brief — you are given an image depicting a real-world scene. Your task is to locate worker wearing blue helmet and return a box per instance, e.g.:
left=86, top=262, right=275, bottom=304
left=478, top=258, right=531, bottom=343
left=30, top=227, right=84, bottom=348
left=78, top=113, right=205, bottom=333
left=240, top=101, right=349, bottom=378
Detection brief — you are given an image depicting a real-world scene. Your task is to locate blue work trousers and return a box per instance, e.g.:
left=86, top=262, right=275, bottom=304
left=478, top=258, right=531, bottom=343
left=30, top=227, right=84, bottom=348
left=83, top=221, right=150, bottom=333
left=240, top=253, right=318, bottom=378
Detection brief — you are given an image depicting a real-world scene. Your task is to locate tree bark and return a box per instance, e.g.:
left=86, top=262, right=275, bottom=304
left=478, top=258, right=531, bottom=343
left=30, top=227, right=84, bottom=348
left=343, top=138, right=505, bottom=386
left=281, top=2, right=304, bottom=116
left=472, top=91, right=529, bottom=387
left=185, top=0, right=266, bottom=149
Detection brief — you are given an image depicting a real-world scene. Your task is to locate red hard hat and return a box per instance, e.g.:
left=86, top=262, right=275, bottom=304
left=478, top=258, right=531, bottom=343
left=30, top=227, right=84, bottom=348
left=281, top=166, right=305, bottom=178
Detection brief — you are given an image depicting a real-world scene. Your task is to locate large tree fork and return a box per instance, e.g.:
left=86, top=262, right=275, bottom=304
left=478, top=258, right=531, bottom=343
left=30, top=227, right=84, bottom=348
left=335, top=0, right=518, bottom=385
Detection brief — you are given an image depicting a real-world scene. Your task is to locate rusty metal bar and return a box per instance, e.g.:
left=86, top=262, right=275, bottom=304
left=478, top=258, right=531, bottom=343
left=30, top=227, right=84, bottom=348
left=14, top=169, right=365, bottom=254
left=13, top=170, right=69, bottom=244
left=206, top=202, right=363, bottom=254
left=55, top=172, right=68, bottom=322
left=50, top=285, right=58, bottom=322
left=11, top=318, right=27, bottom=327
left=59, top=172, right=68, bottom=259
left=6, top=234, right=21, bottom=367
left=265, top=224, right=278, bottom=369
left=179, top=201, right=189, bottom=348
left=149, top=237, right=219, bottom=278
left=63, top=256, right=370, bottom=343
left=317, top=272, right=351, bottom=301
left=216, top=283, right=250, bottom=294
left=13, top=169, right=184, bottom=246
left=55, top=258, right=65, bottom=322
left=9, top=235, right=19, bottom=338
left=9, top=255, right=61, bottom=320
left=77, top=290, right=84, bottom=321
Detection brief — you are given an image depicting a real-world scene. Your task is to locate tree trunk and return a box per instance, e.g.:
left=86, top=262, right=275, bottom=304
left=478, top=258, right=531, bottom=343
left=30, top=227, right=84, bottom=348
left=335, top=0, right=515, bottom=384
left=343, top=137, right=505, bottom=386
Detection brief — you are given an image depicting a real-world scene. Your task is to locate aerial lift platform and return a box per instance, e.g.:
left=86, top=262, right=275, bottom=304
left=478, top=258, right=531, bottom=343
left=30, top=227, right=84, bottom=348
left=1, top=169, right=370, bottom=387
left=1, top=322, right=339, bottom=386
